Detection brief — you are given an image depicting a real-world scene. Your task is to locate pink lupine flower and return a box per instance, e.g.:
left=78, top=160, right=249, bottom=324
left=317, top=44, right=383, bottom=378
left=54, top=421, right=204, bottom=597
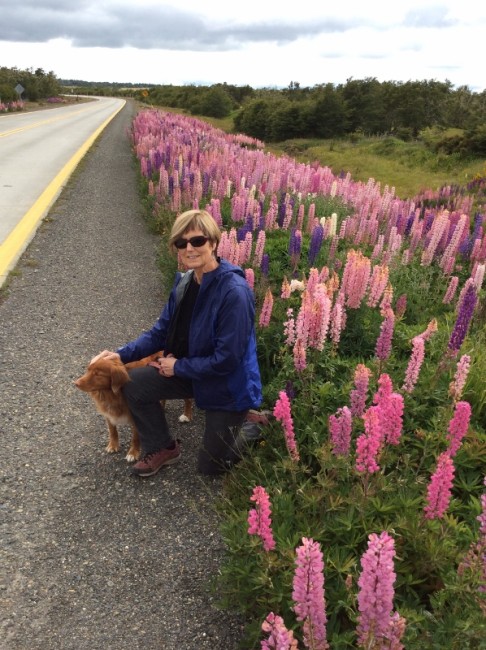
left=245, top=268, right=255, bottom=290
left=367, top=264, right=389, bottom=308
left=292, top=537, right=329, bottom=650
left=446, top=400, right=471, bottom=457
left=379, top=283, right=394, bottom=314
left=293, top=338, right=307, bottom=373
left=259, top=288, right=274, bottom=328
left=357, top=531, right=405, bottom=649
left=284, top=308, right=296, bottom=346
left=419, top=318, right=438, bottom=342
left=350, top=364, right=372, bottom=417
left=281, top=276, right=291, bottom=299
left=395, top=293, right=407, bottom=319
left=261, top=613, right=299, bottom=650
left=254, top=229, right=266, bottom=267
left=373, top=373, right=393, bottom=406
left=356, top=406, right=382, bottom=474
left=329, top=406, right=352, bottom=456
left=342, top=250, right=371, bottom=309
left=424, top=452, right=455, bottom=519
left=330, top=299, right=345, bottom=347
left=402, top=335, right=425, bottom=394
left=379, top=393, right=404, bottom=446
left=375, top=309, right=395, bottom=362
left=248, top=486, right=276, bottom=552
left=443, top=275, right=459, bottom=304
left=273, top=391, right=300, bottom=461
left=449, top=354, right=471, bottom=402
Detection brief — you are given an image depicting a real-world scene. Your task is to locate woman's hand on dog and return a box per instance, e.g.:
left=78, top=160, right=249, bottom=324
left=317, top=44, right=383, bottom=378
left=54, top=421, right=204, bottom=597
left=90, top=350, right=121, bottom=365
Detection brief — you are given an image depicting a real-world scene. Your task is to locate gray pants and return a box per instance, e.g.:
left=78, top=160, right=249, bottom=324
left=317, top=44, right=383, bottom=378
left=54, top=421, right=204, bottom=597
left=122, top=366, right=248, bottom=475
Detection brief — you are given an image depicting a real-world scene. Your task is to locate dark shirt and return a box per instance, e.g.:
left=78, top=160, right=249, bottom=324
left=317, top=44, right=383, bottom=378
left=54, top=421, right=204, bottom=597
left=166, top=274, right=199, bottom=359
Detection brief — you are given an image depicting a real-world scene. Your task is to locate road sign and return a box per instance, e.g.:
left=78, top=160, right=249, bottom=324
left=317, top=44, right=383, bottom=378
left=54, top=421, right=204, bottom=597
left=15, top=84, right=25, bottom=97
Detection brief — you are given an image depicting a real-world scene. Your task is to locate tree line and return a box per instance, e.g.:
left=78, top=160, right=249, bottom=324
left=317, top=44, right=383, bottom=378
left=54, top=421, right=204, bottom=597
left=140, top=79, right=486, bottom=155
left=0, top=66, right=61, bottom=102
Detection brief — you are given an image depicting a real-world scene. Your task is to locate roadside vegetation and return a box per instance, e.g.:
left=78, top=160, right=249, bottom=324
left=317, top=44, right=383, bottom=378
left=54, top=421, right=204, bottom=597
left=132, top=108, right=485, bottom=649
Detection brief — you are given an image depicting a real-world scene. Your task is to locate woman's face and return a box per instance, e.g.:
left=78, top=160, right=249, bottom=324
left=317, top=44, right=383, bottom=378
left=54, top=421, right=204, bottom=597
left=176, top=228, right=218, bottom=278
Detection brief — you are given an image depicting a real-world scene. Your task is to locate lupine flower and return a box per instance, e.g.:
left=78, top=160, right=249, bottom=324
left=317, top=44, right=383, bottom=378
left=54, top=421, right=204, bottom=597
left=424, top=452, right=455, bottom=519
left=292, top=537, right=329, bottom=650
left=375, top=309, right=395, bottom=362
left=395, top=293, right=407, bottom=319
left=293, top=337, right=307, bottom=373
left=245, top=268, right=255, bottom=290
left=259, top=288, right=274, bottom=328
left=329, top=406, right=352, bottom=456
left=273, top=391, right=300, bottom=461
left=254, top=230, right=266, bottom=267
left=443, top=275, right=459, bottom=304
left=261, top=253, right=270, bottom=276
left=248, top=486, right=276, bottom=552
left=402, top=335, right=425, bottom=394
left=446, top=400, right=471, bottom=457
left=261, top=613, right=299, bottom=650
left=284, top=308, right=296, bottom=346
left=449, top=354, right=471, bottom=401
left=374, top=377, right=404, bottom=446
left=419, top=318, right=438, bottom=342
left=350, top=364, right=372, bottom=417
left=357, top=531, right=405, bottom=649
left=448, top=283, right=477, bottom=354
left=308, top=224, right=324, bottom=265
left=281, top=276, right=291, bottom=299
left=356, top=406, right=382, bottom=474
left=367, top=264, right=389, bottom=307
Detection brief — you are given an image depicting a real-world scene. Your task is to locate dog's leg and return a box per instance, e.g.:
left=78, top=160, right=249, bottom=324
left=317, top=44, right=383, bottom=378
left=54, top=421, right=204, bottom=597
left=179, top=399, right=193, bottom=423
left=106, top=420, right=120, bottom=453
left=126, top=425, right=141, bottom=463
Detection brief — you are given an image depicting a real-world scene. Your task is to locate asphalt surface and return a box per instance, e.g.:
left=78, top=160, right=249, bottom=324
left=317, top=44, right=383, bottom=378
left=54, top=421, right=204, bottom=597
left=0, top=101, right=245, bottom=650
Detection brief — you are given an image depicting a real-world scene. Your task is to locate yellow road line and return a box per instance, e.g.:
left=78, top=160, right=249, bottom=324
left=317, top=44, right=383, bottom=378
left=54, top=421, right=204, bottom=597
left=0, top=100, right=126, bottom=286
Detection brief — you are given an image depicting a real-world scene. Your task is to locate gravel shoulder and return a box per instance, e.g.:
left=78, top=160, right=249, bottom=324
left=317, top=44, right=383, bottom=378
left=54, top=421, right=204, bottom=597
left=0, top=100, right=244, bottom=650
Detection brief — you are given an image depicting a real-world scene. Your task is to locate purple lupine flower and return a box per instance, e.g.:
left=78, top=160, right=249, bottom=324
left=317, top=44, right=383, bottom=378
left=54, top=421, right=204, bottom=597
left=261, top=253, right=270, bottom=277
left=448, top=283, right=477, bottom=354
left=308, top=224, right=324, bottom=265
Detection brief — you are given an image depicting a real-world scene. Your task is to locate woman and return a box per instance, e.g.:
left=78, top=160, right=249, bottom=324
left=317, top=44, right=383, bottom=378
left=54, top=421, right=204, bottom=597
left=92, top=209, right=262, bottom=476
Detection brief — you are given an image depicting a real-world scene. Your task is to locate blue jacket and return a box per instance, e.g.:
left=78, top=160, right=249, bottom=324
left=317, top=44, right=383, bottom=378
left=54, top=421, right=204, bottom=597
left=117, top=259, right=262, bottom=412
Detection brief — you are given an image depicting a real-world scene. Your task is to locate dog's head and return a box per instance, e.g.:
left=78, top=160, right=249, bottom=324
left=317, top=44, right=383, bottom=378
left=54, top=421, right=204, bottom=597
left=74, top=357, right=130, bottom=394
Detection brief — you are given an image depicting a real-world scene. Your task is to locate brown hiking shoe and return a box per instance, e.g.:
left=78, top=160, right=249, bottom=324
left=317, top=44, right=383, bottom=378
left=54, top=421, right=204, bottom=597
left=131, top=442, right=181, bottom=477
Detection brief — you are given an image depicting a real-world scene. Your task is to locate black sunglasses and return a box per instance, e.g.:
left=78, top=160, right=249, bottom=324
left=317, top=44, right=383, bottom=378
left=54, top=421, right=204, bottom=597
left=174, top=236, right=210, bottom=249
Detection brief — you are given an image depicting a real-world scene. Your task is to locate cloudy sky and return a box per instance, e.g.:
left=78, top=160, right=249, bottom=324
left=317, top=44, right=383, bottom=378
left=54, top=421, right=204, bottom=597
left=0, top=0, right=484, bottom=91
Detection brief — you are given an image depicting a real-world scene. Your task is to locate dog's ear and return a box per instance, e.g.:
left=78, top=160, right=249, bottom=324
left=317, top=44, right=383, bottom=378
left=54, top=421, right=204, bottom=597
left=111, top=365, right=129, bottom=393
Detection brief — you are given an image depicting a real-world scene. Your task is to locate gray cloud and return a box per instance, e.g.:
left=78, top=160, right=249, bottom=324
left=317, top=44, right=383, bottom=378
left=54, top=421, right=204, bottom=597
left=0, top=1, right=362, bottom=50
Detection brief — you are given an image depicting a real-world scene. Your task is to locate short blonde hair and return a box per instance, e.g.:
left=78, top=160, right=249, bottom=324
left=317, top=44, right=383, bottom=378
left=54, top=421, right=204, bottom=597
left=169, top=209, right=222, bottom=253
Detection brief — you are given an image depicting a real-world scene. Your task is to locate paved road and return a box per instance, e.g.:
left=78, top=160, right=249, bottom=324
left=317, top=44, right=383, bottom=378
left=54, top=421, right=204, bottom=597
left=0, top=97, right=125, bottom=286
left=0, top=100, right=244, bottom=650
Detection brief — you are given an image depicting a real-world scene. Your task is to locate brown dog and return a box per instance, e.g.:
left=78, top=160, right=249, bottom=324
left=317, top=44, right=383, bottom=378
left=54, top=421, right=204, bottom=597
left=74, top=352, right=193, bottom=461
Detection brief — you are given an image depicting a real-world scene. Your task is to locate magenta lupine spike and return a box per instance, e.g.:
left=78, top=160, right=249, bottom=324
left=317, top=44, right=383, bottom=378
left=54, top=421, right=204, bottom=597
left=356, top=406, right=382, bottom=474
left=308, top=287, right=332, bottom=351
left=273, top=391, right=300, bottom=461
left=402, top=335, right=425, bottom=394
left=449, top=354, right=471, bottom=402
left=342, top=250, right=371, bottom=309
left=378, top=392, right=404, bottom=446
left=421, top=210, right=450, bottom=266
left=446, top=400, right=471, bottom=457
left=424, top=452, right=455, bottom=519
left=357, top=531, right=405, bottom=650
left=254, top=230, right=266, bottom=267
left=373, top=373, right=393, bottom=406
left=261, top=613, right=299, bottom=650
left=292, top=537, right=329, bottom=650
left=248, top=486, right=276, bottom=552
left=375, top=309, right=395, bottom=362
left=329, top=406, right=352, bottom=456
left=350, top=364, right=372, bottom=417
left=259, top=288, right=274, bottom=328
